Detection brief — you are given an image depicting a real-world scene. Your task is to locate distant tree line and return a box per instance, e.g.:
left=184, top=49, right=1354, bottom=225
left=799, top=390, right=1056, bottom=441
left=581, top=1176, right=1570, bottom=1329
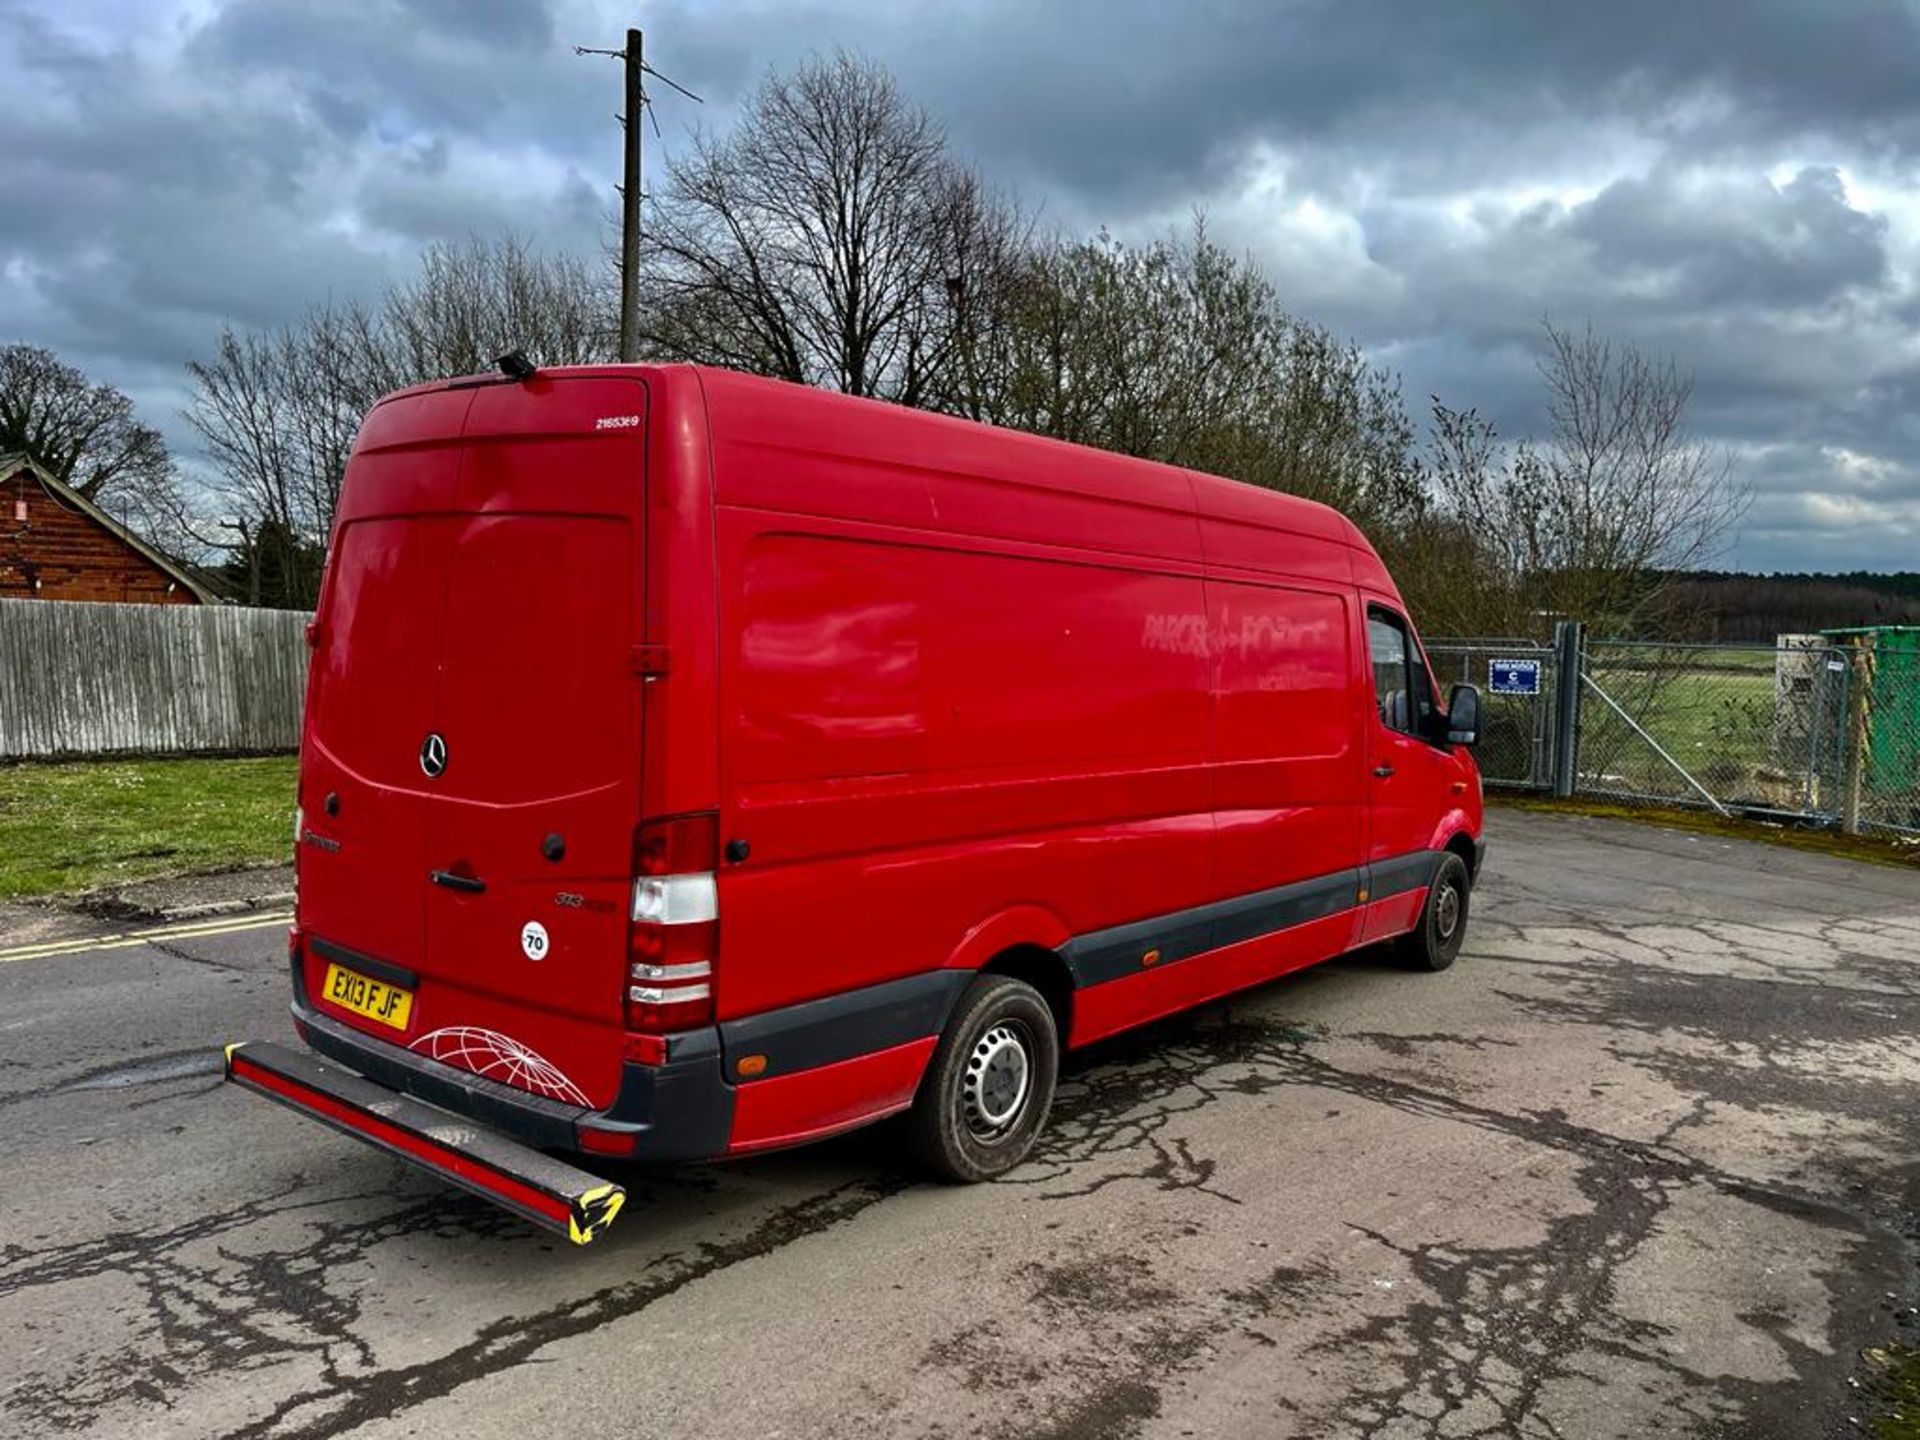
left=5, top=50, right=1761, bottom=631
left=1655, top=571, right=1920, bottom=641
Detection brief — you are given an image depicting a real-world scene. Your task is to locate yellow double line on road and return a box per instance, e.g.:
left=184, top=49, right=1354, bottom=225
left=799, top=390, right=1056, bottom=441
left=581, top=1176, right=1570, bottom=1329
left=0, top=911, right=294, bottom=964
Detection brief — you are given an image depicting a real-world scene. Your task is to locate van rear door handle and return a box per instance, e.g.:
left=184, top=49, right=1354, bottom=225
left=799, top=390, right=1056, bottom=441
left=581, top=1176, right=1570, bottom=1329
left=429, top=869, right=487, bottom=894
left=1372, top=764, right=1395, bottom=778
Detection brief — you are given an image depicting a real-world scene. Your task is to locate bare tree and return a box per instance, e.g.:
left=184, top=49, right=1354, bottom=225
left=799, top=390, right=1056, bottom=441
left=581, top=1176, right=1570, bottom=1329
left=642, top=50, right=1020, bottom=404
left=183, top=327, right=310, bottom=606
left=377, top=235, right=615, bottom=385
left=1424, top=321, right=1750, bottom=633
left=0, top=344, right=178, bottom=524
left=182, top=235, right=615, bottom=605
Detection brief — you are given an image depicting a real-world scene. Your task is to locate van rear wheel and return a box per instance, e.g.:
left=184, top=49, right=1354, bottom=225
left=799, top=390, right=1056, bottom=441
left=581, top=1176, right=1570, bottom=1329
left=910, top=975, right=1058, bottom=1183
left=1397, top=852, right=1471, bottom=972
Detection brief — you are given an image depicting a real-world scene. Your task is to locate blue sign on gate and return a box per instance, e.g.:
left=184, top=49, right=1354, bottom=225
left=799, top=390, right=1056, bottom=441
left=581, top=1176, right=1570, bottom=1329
left=1488, top=658, right=1542, bottom=696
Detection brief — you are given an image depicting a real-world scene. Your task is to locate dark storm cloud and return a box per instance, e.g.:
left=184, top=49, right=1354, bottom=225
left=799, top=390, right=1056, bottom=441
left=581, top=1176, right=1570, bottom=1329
left=192, top=0, right=560, bottom=136
left=0, top=2, right=594, bottom=372
left=1567, top=167, right=1890, bottom=309
left=4, top=0, right=1919, bottom=570
left=645, top=0, right=1920, bottom=207
left=1343, top=163, right=1905, bottom=426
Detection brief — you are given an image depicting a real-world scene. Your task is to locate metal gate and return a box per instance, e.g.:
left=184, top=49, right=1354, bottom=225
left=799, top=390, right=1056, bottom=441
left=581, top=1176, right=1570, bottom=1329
left=1577, top=639, right=1852, bottom=821
left=1426, top=640, right=1558, bottom=790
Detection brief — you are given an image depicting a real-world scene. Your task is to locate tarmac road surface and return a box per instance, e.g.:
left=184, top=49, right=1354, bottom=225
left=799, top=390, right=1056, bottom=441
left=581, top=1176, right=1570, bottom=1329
left=1, top=809, right=1916, bottom=1439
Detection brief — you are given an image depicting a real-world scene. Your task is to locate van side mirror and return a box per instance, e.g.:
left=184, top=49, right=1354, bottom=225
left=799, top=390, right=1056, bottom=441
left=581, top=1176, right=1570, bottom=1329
left=1445, top=684, right=1481, bottom=747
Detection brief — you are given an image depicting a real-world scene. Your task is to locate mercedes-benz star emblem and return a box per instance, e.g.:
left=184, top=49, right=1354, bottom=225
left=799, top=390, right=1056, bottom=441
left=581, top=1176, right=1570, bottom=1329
left=419, top=732, right=448, bottom=778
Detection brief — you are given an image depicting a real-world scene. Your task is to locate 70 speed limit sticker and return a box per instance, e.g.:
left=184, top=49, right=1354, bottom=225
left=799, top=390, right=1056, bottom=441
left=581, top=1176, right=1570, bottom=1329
left=520, top=920, right=550, bottom=961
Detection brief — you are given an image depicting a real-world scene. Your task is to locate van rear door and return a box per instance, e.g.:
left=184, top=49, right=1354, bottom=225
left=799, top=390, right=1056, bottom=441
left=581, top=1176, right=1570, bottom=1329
left=302, top=389, right=471, bottom=980
left=417, top=379, right=646, bottom=1110
left=302, top=376, right=647, bottom=1112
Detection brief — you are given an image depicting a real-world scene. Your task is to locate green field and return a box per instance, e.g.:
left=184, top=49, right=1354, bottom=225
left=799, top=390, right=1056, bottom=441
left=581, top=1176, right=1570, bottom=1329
left=0, top=757, right=296, bottom=900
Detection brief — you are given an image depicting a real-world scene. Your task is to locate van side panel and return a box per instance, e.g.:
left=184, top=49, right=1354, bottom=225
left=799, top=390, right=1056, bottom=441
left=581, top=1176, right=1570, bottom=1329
left=1202, top=576, right=1366, bottom=907
left=714, top=509, right=1215, bottom=1022
left=1189, top=477, right=1353, bottom=577
left=698, top=365, right=1201, bottom=563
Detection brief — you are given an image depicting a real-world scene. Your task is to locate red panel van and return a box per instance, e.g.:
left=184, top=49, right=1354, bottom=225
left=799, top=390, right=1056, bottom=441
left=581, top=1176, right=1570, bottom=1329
left=226, top=363, right=1485, bottom=1244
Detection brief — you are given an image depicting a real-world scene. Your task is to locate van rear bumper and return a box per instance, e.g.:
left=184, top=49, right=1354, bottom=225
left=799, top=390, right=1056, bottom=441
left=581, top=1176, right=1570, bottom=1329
left=225, top=1040, right=627, bottom=1244
left=289, top=972, right=735, bottom=1163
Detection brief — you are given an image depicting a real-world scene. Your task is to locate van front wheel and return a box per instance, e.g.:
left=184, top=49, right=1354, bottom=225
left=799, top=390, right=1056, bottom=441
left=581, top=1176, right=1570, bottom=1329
left=1398, top=852, right=1471, bottom=972
left=910, top=975, right=1059, bottom=1182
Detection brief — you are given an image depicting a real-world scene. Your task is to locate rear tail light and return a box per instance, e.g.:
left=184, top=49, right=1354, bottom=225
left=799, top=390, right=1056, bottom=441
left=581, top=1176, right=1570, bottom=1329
left=626, top=814, right=719, bottom=1035
left=577, top=1123, right=639, bottom=1157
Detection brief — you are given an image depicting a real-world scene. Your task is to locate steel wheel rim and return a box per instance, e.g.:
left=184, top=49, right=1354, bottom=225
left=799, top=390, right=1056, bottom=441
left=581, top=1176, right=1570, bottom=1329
left=962, top=1021, right=1032, bottom=1141
left=1435, top=883, right=1461, bottom=942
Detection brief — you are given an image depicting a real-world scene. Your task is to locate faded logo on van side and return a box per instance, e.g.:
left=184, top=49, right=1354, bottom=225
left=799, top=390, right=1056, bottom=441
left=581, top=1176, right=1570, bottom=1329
left=1140, top=609, right=1339, bottom=660
left=1141, top=607, right=1347, bottom=693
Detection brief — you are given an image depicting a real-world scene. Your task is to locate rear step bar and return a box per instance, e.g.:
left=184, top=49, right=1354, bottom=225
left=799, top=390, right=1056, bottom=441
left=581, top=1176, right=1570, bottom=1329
left=224, top=1040, right=625, bottom=1245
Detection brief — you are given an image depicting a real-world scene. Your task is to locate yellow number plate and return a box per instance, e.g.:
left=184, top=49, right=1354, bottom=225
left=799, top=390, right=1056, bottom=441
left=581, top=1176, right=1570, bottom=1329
left=322, top=962, right=414, bottom=1031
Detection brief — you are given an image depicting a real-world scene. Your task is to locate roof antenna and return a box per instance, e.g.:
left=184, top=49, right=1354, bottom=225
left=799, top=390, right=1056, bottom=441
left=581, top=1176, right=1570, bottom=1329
left=496, top=350, right=537, bottom=382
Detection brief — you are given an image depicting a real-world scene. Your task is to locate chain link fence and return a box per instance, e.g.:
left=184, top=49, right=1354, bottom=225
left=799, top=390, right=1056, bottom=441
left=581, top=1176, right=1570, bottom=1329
left=1433, top=623, right=1920, bottom=841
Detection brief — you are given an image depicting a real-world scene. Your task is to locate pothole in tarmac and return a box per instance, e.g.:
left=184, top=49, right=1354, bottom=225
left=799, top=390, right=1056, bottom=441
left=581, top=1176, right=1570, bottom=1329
left=58, top=1049, right=226, bottom=1092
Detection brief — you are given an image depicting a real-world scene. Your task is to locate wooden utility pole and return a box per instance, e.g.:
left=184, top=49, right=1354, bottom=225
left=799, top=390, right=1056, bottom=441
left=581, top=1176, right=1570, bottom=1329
left=618, top=28, right=643, bottom=363
left=578, top=27, right=698, bottom=360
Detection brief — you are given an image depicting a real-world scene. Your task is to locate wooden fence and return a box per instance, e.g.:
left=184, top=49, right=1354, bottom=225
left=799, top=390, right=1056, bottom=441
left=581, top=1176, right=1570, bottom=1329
left=0, top=599, right=310, bottom=759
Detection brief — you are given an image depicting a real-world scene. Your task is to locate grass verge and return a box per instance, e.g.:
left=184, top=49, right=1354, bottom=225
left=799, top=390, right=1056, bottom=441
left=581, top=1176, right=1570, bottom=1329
left=1491, top=792, right=1920, bottom=871
left=0, top=756, right=296, bottom=901
left=1868, top=1344, right=1920, bottom=1440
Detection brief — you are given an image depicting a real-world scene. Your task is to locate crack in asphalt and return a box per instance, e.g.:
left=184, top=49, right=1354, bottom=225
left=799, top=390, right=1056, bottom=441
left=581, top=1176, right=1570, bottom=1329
left=145, top=937, right=272, bottom=976
left=1, top=1169, right=903, bottom=1439
left=220, top=1178, right=905, bottom=1440
left=892, top=977, right=1908, bottom=1440
left=1027, top=1008, right=1877, bottom=1236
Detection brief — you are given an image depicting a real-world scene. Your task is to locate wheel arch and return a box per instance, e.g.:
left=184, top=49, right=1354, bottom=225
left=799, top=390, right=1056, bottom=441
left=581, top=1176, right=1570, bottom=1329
left=1427, top=808, right=1481, bottom=880
left=1442, top=828, right=1478, bottom=879
left=941, top=904, right=1075, bottom=1044
left=977, top=943, right=1075, bottom=1045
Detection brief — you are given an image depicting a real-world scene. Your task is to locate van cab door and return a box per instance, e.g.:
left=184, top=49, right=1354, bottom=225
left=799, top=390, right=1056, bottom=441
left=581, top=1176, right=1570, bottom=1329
left=1360, top=602, right=1453, bottom=942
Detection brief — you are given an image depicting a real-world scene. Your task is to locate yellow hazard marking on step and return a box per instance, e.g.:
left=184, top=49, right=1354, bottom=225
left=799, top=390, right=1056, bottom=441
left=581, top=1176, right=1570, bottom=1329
left=568, top=1184, right=627, bottom=1246
left=0, top=910, right=293, bottom=964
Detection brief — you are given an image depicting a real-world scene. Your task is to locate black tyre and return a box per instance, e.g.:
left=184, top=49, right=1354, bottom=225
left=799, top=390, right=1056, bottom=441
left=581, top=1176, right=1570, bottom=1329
left=909, top=974, right=1059, bottom=1183
left=1397, top=852, right=1471, bottom=972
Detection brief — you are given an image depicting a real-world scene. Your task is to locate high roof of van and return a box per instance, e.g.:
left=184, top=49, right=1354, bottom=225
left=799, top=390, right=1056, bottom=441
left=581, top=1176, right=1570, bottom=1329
left=690, top=363, right=1367, bottom=532
left=372, top=361, right=1397, bottom=592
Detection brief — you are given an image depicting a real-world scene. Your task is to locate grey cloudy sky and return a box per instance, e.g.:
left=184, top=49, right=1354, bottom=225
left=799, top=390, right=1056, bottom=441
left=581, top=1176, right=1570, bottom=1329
left=4, top=0, right=1918, bottom=572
